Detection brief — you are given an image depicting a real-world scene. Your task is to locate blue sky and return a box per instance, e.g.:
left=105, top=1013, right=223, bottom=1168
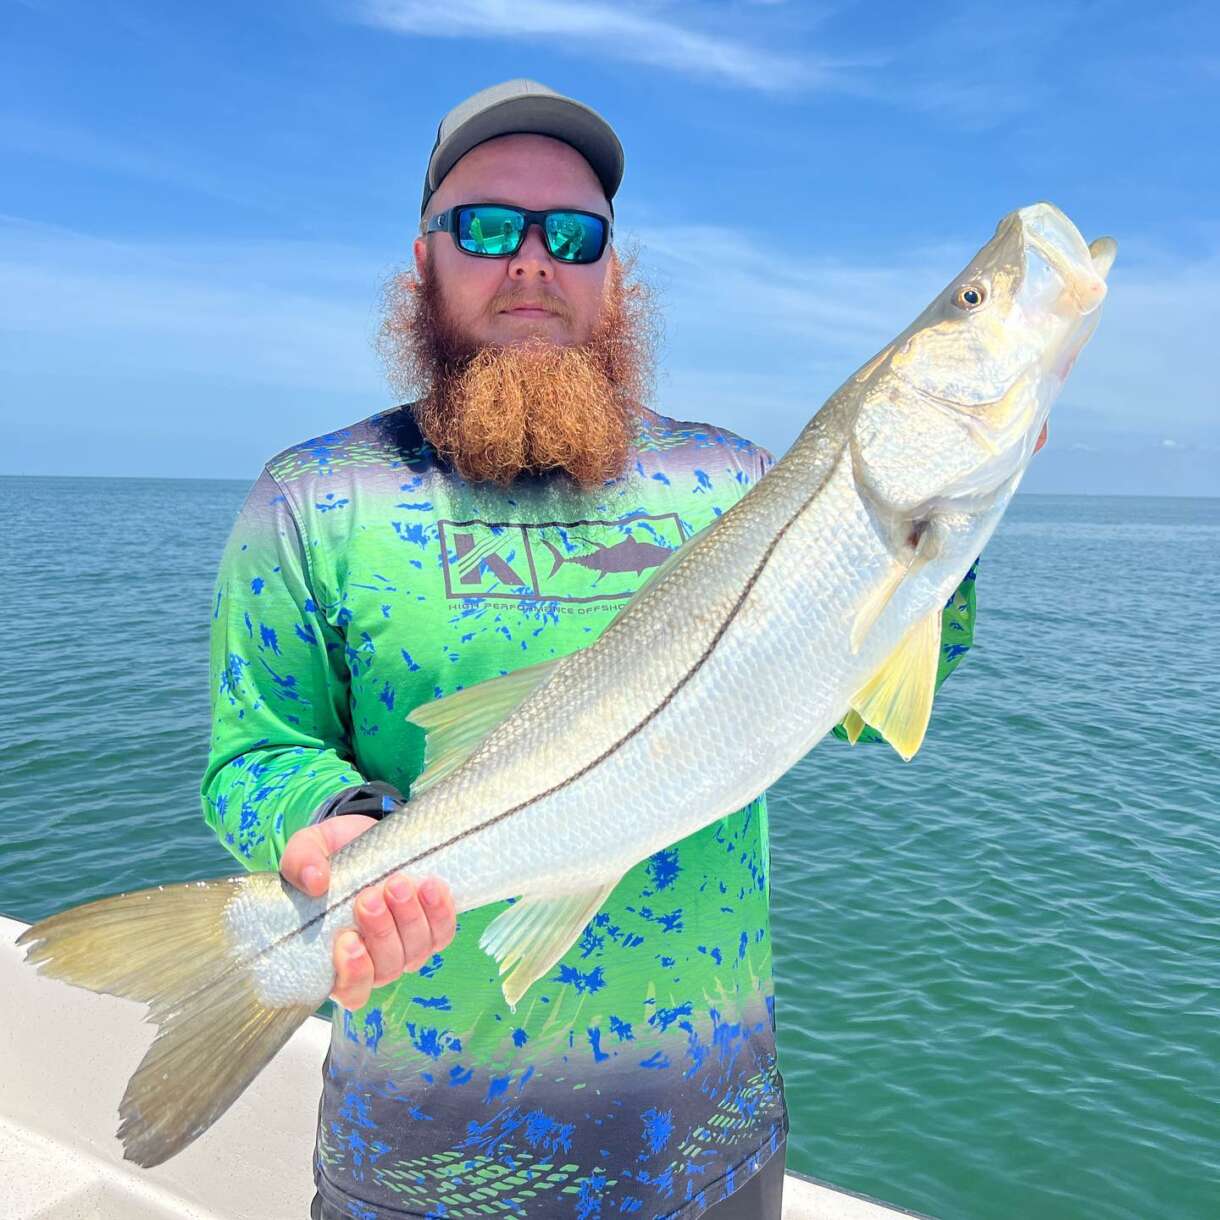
left=3, top=0, right=1216, bottom=494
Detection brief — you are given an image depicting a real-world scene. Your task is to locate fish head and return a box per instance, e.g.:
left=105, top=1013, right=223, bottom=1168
left=851, top=203, right=1115, bottom=517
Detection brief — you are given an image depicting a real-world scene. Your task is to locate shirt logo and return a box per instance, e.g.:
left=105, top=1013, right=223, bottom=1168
left=438, top=514, right=689, bottom=603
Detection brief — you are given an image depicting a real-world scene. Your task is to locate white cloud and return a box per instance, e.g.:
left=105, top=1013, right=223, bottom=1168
left=351, top=0, right=830, bottom=92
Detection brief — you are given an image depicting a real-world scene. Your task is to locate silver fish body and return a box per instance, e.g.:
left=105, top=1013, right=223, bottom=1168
left=20, top=202, right=1115, bottom=1166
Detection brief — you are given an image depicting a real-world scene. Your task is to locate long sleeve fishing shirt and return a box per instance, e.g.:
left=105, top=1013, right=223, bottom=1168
left=202, top=404, right=976, bottom=1220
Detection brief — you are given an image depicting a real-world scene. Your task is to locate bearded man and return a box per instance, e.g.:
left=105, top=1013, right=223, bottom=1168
left=204, top=80, right=976, bottom=1220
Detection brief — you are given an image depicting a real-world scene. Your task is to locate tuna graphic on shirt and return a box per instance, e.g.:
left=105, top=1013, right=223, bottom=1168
left=541, top=535, right=674, bottom=582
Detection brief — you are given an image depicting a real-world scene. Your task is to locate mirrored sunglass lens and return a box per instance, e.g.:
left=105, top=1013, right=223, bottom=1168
left=459, top=207, right=523, bottom=255
left=545, top=212, right=604, bottom=261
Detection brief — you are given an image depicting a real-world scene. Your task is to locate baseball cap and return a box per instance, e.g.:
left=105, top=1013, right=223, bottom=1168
left=421, top=79, right=625, bottom=216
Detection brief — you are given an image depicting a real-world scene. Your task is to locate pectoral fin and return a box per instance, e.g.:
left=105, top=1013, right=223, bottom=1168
left=849, top=562, right=907, bottom=654
left=848, top=608, right=942, bottom=761
left=849, top=523, right=934, bottom=654
left=406, top=659, right=562, bottom=795
left=480, top=881, right=621, bottom=1009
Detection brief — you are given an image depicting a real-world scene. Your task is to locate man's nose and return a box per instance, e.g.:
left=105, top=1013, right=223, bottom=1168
left=508, top=224, right=554, bottom=280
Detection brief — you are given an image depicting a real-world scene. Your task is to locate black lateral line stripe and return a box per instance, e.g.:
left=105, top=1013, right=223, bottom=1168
left=252, top=455, right=836, bottom=960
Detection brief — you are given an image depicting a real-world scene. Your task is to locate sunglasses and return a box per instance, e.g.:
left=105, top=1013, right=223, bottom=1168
left=423, top=203, right=612, bottom=264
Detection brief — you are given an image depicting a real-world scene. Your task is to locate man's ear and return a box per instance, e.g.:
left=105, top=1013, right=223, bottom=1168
left=413, top=234, right=428, bottom=278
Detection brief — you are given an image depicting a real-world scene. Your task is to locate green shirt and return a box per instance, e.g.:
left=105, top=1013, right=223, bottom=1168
left=203, top=405, right=975, bottom=1219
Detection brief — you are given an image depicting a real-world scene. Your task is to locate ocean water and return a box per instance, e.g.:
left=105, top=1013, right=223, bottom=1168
left=1, top=476, right=1216, bottom=1220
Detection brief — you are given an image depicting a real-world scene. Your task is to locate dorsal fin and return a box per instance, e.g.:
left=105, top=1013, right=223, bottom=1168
left=406, top=658, right=561, bottom=795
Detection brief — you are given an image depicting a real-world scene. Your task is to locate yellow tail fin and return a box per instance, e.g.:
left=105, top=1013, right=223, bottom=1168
left=18, top=877, right=313, bottom=1167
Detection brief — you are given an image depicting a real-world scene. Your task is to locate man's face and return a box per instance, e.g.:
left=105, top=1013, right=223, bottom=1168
left=380, top=131, right=655, bottom=488
left=413, top=133, right=613, bottom=349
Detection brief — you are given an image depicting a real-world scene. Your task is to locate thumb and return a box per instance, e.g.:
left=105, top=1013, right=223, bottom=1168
left=281, top=815, right=378, bottom=898
left=317, top=813, right=380, bottom=855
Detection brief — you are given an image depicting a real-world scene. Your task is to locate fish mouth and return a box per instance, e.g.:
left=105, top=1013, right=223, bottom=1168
left=1009, top=207, right=1116, bottom=458
left=1018, top=203, right=1114, bottom=313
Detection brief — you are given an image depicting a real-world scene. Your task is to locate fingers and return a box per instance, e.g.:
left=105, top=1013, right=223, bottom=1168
left=331, top=931, right=375, bottom=1011
left=331, top=875, right=458, bottom=1011
left=418, top=877, right=457, bottom=956
left=385, top=876, right=436, bottom=972
left=355, top=886, right=406, bottom=987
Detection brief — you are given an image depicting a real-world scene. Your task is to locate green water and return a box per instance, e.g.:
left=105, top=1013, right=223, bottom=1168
left=1, top=476, right=1217, bottom=1219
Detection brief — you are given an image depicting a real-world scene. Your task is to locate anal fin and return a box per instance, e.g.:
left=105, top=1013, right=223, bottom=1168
left=480, top=880, right=621, bottom=1009
left=848, top=607, right=942, bottom=761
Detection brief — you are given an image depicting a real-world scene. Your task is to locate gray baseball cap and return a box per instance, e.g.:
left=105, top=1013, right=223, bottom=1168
left=421, top=79, right=624, bottom=216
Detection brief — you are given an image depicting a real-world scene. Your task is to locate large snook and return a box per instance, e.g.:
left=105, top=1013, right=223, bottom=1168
left=19, top=203, right=1116, bottom=1167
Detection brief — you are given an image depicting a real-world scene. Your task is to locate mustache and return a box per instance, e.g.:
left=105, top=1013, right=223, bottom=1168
left=487, top=288, right=573, bottom=321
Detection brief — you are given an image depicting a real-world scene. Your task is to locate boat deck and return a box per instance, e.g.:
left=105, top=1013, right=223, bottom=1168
left=0, top=915, right=927, bottom=1219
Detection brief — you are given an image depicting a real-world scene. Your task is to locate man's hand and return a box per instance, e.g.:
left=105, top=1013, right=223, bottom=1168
left=281, top=815, right=457, bottom=1011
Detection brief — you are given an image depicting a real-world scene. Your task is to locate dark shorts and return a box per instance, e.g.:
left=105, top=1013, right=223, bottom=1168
left=310, top=1142, right=787, bottom=1219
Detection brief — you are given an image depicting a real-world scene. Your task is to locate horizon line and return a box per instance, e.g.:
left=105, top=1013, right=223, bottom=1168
left=1, top=472, right=1216, bottom=502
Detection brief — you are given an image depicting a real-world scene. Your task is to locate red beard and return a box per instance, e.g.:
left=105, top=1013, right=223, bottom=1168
left=378, top=253, right=657, bottom=487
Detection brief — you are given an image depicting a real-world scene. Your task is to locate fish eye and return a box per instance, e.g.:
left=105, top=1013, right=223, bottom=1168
left=953, top=283, right=987, bottom=310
